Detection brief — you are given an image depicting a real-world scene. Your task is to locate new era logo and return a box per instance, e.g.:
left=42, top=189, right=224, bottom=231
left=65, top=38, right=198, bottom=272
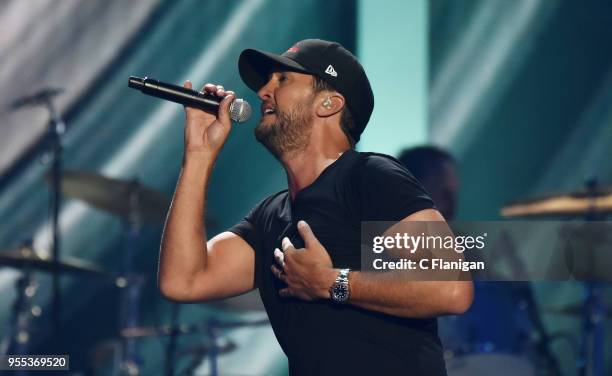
left=325, top=64, right=338, bottom=77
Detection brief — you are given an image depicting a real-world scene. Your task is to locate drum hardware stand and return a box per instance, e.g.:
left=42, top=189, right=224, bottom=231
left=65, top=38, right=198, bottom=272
left=0, top=244, right=40, bottom=357
left=577, top=283, right=606, bottom=376
left=164, top=303, right=180, bottom=376
left=207, top=318, right=221, bottom=376
left=488, top=231, right=561, bottom=375
left=518, top=285, right=561, bottom=376
left=2, top=273, right=37, bottom=376
left=16, top=89, right=67, bottom=340
left=178, top=318, right=255, bottom=376
left=205, top=318, right=269, bottom=376
left=169, top=318, right=229, bottom=376
left=503, top=243, right=561, bottom=375
left=46, top=97, right=65, bottom=341
left=575, top=178, right=607, bottom=376
left=118, top=182, right=147, bottom=376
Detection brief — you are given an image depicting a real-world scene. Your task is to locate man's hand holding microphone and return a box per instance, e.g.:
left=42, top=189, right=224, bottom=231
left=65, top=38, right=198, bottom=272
left=182, top=81, right=235, bottom=160
left=127, top=75, right=251, bottom=161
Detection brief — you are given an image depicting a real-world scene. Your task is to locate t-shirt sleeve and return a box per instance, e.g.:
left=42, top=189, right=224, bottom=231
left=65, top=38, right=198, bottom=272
left=228, top=203, right=263, bottom=254
left=360, top=154, right=435, bottom=221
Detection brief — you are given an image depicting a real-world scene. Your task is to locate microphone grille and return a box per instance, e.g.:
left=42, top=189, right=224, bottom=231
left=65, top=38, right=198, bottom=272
left=230, top=99, right=252, bottom=123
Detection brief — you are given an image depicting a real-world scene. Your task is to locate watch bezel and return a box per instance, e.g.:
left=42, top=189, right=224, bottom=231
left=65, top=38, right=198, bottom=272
left=331, top=282, right=350, bottom=303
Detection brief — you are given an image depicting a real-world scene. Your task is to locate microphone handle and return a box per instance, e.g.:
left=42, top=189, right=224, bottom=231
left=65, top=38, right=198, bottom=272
left=128, top=76, right=220, bottom=112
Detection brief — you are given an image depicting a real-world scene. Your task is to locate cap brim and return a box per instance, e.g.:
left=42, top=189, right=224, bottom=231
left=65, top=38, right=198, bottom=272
left=238, top=49, right=310, bottom=92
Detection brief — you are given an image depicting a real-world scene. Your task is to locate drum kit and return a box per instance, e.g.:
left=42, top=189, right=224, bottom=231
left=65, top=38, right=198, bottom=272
left=442, top=181, right=612, bottom=376
left=1, top=169, right=268, bottom=375
left=2, top=89, right=268, bottom=375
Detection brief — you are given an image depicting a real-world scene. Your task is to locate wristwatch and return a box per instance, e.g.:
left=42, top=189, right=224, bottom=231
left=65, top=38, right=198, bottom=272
left=330, top=268, right=351, bottom=304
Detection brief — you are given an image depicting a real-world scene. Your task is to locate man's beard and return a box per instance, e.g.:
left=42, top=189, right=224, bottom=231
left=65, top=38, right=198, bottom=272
left=254, top=101, right=313, bottom=160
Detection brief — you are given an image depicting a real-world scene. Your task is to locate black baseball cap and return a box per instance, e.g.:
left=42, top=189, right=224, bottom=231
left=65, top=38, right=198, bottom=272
left=238, top=39, right=374, bottom=143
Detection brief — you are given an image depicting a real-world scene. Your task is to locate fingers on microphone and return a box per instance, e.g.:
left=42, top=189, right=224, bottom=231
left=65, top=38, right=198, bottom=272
left=202, top=84, right=230, bottom=97
left=219, top=93, right=235, bottom=123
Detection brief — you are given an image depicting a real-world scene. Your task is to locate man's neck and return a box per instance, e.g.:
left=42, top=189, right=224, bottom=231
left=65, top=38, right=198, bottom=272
left=282, top=145, right=349, bottom=200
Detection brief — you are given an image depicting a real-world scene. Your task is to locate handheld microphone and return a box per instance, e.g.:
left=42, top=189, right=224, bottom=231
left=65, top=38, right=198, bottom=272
left=128, top=76, right=251, bottom=123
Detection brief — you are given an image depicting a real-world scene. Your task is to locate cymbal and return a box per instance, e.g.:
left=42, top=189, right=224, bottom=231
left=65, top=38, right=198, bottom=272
left=501, top=186, right=612, bottom=218
left=47, top=170, right=170, bottom=224
left=0, top=246, right=108, bottom=276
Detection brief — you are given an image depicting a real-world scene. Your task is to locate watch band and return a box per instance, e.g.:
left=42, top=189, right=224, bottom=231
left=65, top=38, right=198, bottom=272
left=336, top=268, right=350, bottom=284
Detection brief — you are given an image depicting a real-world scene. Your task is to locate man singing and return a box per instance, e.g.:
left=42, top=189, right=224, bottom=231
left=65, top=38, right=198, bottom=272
left=158, top=39, right=473, bottom=375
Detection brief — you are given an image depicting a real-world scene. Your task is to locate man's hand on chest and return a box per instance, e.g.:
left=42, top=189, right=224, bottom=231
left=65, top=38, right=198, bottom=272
left=270, top=220, right=339, bottom=301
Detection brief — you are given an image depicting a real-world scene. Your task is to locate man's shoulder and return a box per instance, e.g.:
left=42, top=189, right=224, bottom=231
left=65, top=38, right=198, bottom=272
left=358, top=151, right=405, bottom=166
left=249, top=189, right=289, bottom=216
left=354, top=151, right=413, bottom=178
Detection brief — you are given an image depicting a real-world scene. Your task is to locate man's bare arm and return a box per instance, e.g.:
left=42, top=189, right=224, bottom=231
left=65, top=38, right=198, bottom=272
left=158, top=82, right=255, bottom=302
left=344, top=209, right=473, bottom=317
left=160, top=229, right=255, bottom=302
left=346, top=274, right=473, bottom=318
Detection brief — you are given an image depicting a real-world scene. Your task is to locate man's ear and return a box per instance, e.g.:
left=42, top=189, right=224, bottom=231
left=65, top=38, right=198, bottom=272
left=315, top=93, right=345, bottom=118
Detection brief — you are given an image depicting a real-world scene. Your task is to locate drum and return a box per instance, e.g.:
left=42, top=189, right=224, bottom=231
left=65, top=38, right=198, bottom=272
left=438, top=282, right=537, bottom=376
left=445, top=353, right=535, bottom=376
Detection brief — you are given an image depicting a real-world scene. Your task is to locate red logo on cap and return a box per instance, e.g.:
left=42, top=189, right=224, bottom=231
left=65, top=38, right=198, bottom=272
left=286, top=45, right=299, bottom=53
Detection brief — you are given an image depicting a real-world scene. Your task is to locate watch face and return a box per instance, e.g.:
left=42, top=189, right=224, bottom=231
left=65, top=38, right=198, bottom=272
left=332, top=283, right=349, bottom=302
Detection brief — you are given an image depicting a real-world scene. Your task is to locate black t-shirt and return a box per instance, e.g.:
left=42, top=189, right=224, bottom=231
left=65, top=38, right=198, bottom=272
left=229, top=150, right=447, bottom=376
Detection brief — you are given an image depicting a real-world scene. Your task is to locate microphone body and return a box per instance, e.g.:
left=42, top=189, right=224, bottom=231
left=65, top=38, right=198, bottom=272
left=128, top=76, right=251, bottom=123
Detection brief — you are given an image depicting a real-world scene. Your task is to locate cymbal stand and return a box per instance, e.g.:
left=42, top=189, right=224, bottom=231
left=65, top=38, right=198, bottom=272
left=118, top=182, right=146, bottom=375
left=576, top=178, right=607, bottom=376
left=43, top=98, right=65, bottom=339
left=577, top=283, right=606, bottom=376
left=9, top=89, right=65, bottom=339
